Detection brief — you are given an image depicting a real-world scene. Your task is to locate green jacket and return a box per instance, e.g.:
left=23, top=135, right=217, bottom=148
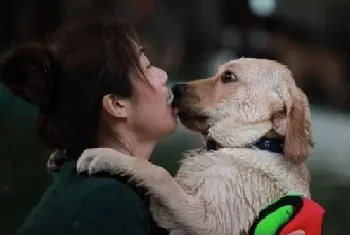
left=14, top=158, right=168, bottom=235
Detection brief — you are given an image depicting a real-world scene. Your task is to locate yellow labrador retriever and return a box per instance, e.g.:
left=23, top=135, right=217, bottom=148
left=76, top=58, right=313, bottom=235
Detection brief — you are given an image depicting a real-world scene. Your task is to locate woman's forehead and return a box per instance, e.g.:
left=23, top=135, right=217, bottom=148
left=129, top=37, right=144, bottom=55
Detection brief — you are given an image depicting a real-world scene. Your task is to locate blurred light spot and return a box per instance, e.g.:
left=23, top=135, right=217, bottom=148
left=249, top=0, right=276, bottom=17
left=249, top=29, right=268, bottom=50
left=208, top=49, right=237, bottom=75
left=221, top=28, right=242, bottom=48
left=1, top=184, right=10, bottom=197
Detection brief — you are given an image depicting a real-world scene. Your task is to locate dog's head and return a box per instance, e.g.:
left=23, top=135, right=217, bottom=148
left=172, top=58, right=313, bottom=164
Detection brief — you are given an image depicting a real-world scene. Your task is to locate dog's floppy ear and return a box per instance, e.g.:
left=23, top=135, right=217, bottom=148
left=282, top=85, right=313, bottom=164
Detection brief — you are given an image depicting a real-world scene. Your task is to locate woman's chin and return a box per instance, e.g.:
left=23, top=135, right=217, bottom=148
left=157, top=116, right=179, bottom=139
left=168, top=118, right=179, bottom=134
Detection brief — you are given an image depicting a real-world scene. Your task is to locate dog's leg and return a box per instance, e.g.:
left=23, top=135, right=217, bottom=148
left=77, top=148, right=213, bottom=235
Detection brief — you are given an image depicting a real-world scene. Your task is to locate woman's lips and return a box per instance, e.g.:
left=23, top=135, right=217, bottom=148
left=167, top=87, right=174, bottom=105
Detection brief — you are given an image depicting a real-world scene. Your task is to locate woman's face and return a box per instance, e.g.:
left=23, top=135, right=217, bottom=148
left=128, top=48, right=178, bottom=141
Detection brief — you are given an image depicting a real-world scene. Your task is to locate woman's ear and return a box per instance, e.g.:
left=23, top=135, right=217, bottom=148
left=101, top=94, right=128, bottom=119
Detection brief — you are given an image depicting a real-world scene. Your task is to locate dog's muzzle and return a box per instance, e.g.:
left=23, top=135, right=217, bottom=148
left=171, top=83, right=187, bottom=106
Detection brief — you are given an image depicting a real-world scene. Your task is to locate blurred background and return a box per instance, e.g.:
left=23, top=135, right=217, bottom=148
left=0, top=0, right=350, bottom=234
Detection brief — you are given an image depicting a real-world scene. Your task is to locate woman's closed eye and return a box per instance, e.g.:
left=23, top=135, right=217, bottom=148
left=146, top=64, right=152, bottom=69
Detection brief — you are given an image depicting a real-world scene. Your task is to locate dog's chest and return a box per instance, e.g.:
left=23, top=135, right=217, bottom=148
left=173, top=148, right=310, bottom=233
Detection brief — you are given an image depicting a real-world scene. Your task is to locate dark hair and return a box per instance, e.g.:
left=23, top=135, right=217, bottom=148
left=0, top=18, right=142, bottom=152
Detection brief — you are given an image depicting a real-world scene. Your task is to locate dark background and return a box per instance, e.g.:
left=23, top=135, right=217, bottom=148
left=1, top=0, right=350, bottom=234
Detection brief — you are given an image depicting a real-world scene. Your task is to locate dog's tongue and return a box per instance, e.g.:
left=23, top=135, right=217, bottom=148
left=167, top=87, right=174, bottom=105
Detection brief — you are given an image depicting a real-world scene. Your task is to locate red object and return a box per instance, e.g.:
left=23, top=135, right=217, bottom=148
left=279, top=198, right=325, bottom=235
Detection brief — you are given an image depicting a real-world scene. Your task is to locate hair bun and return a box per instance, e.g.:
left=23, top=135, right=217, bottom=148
left=0, top=42, right=55, bottom=107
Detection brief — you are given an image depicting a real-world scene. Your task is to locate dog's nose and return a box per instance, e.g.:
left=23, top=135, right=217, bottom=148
left=171, top=83, right=187, bottom=99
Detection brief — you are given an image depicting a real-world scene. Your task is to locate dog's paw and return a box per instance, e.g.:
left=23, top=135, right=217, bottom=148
left=76, top=149, right=96, bottom=174
left=77, top=148, right=129, bottom=175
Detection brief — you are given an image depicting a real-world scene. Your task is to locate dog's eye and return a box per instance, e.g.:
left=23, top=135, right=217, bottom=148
left=221, top=71, right=238, bottom=83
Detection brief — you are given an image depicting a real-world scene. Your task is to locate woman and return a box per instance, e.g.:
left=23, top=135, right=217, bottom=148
left=1, top=18, right=174, bottom=235
left=0, top=18, right=310, bottom=235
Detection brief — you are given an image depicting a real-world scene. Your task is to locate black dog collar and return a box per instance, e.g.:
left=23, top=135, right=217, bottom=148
left=206, top=136, right=284, bottom=154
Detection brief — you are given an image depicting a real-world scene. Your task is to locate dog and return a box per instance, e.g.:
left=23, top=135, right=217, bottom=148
left=75, top=58, right=314, bottom=235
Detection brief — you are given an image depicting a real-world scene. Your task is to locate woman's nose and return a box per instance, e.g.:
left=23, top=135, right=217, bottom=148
left=155, top=67, right=168, bottom=85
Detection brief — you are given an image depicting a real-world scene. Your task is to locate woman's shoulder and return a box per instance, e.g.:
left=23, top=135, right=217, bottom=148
left=60, top=165, right=146, bottom=208
left=15, top=165, right=152, bottom=235
left=55, top=159, right=143, bottom=203
left=80, top=173, right=145, bottom=205
left=65, top=174, right=154, bottom=235
left=51, top=158, right=150, bottom=218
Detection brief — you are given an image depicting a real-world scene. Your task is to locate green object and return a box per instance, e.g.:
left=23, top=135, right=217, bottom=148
left=253, top=205, right=294, bottom=235
left=251, top=194, right=304, bottom=235
left=14, top=159, right=160, bottom=235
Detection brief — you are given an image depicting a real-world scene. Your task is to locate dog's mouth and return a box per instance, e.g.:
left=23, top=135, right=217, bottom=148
left=178, top=112, right=209, bottom=126
left=177, top=110, right=207, bottom=120
left=176, top=107, right=210, bottom=133
left=174, top=103, right=207, bottom=119
left=171, top=88, right=211, bottom=133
